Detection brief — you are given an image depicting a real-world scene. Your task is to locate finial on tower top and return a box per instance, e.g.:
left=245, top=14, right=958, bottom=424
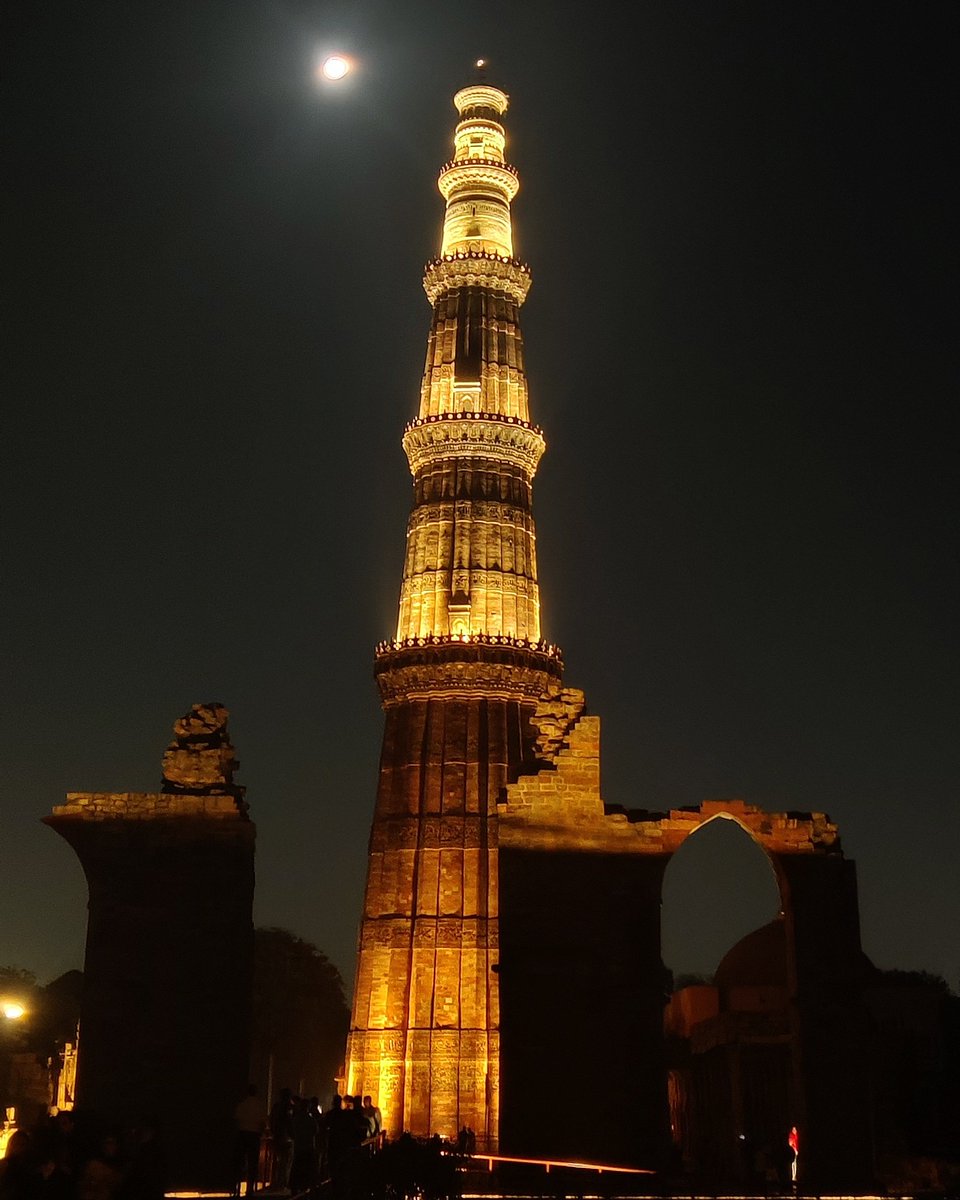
left=454, top=69, right=508, bottom=117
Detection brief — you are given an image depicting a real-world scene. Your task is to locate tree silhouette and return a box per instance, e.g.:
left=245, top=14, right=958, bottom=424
left=250, top=928, right=349, bottom=1109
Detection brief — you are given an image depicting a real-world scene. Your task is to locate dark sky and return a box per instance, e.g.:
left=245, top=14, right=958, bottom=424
left=2, top=1, right=957, bottom=995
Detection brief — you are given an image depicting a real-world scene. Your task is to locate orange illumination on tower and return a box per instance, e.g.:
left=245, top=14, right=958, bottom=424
left=344, top=74, right=561, bottom=1145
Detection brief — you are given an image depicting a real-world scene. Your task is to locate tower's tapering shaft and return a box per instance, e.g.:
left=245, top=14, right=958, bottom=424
left=439, top=85, right=517, bottom=260
left=346, top=78, right=561, bottom=1146
left=397, top=84, right=543, bottom=646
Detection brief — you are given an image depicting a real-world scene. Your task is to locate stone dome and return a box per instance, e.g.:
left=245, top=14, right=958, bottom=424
left=714, top=917, right=788, bottom=992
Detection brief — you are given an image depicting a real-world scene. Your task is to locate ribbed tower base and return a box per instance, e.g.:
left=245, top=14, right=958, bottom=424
left=347, top=643, right=561, bottom=1141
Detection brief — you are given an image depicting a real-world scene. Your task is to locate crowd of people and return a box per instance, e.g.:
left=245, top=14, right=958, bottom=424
left=235, top=1087, right=386, bottom=1197
left=0, top=1093, right=472, bottom=1200
left=0, top=1112, right=164, bottom=1200
left=235, top=1087, right=472, bottom=1200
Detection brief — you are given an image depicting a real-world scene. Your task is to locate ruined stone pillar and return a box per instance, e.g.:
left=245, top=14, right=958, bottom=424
left=45, top=704, right=255, bottom=1189
left=776, top=851, right=875, bottom=1190
left=499, top=844, right=670, bottom=1165
left=497, top=691, right=673, bottom=1169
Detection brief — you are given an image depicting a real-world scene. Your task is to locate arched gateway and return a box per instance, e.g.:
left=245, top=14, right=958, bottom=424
left=497, top=687, right=873, bottom=1190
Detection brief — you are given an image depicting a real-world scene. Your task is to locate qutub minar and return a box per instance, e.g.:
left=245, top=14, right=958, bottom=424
left=345, top=69, right=874, bottom=1187
left=345, top=72, right=560, bottom=1142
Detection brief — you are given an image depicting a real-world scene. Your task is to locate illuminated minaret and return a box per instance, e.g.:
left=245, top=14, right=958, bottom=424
left=345, top=74, right=562, bottom=1143
left=345, top=74, right=879, bottom=1182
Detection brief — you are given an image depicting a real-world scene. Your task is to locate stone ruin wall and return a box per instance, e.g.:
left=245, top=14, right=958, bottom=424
left=498, top=684, right=841, bottom=857
left=495, top=684, right=871, bottom=1188
left=44, top=704, right=255, bottom=1189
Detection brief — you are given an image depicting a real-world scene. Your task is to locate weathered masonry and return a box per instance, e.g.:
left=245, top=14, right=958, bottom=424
left=345, top=72, right=873, bottom=1192
left=345, top=74, right=558, bottom=1146
left=46, top=704, right=255, bottom=1189
left=496, top=688, right=873, bottom=1189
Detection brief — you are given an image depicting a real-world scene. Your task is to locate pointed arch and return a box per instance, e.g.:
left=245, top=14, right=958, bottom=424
left=661, top=811, right=783, bottom=980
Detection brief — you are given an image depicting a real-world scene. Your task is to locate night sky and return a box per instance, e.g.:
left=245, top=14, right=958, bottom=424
left=3, top=1, right=957, bottom=996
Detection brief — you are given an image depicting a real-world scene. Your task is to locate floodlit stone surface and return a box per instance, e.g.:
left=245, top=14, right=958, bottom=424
left=347, top=79, right=874, bottom=1188
left=346, top=79, right=548, bottom=1145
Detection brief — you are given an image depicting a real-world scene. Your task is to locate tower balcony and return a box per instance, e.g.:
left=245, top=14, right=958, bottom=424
left=423, top=251, right=532, bottom=305
left=453, top=84, right=510, bottom=119
left=438, top=158, right=520, bottom=202
left=402, top=411, right=545, bottom=476
left=374, top=633, right=564, bottom=704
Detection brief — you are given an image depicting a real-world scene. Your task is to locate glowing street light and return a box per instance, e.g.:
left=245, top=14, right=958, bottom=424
left=1, top=1001, right=26, bottom=1021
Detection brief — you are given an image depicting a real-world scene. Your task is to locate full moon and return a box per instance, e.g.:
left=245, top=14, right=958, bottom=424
left=320, top=55, right=350, bottom=81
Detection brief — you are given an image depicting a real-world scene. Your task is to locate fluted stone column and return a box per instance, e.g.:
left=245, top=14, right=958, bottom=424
left=345, top=77, right=561, bottom=1146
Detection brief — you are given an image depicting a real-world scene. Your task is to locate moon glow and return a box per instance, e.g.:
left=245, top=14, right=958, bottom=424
left=320, top=55, right=350, bottom=81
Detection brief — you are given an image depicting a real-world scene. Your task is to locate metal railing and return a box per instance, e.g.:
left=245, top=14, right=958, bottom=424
left=459, top=1151, right=655, bottom=1176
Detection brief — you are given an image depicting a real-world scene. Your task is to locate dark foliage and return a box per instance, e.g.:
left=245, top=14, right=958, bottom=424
left=250, top=927, right=349, bottom=1106
left=1, top=967, right=81, bottom=1059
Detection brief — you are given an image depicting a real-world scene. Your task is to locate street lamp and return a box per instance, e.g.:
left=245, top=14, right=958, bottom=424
left=1, top=1002, right=27, bottom=1157
left=1, top=996, right=29, bottom=1150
